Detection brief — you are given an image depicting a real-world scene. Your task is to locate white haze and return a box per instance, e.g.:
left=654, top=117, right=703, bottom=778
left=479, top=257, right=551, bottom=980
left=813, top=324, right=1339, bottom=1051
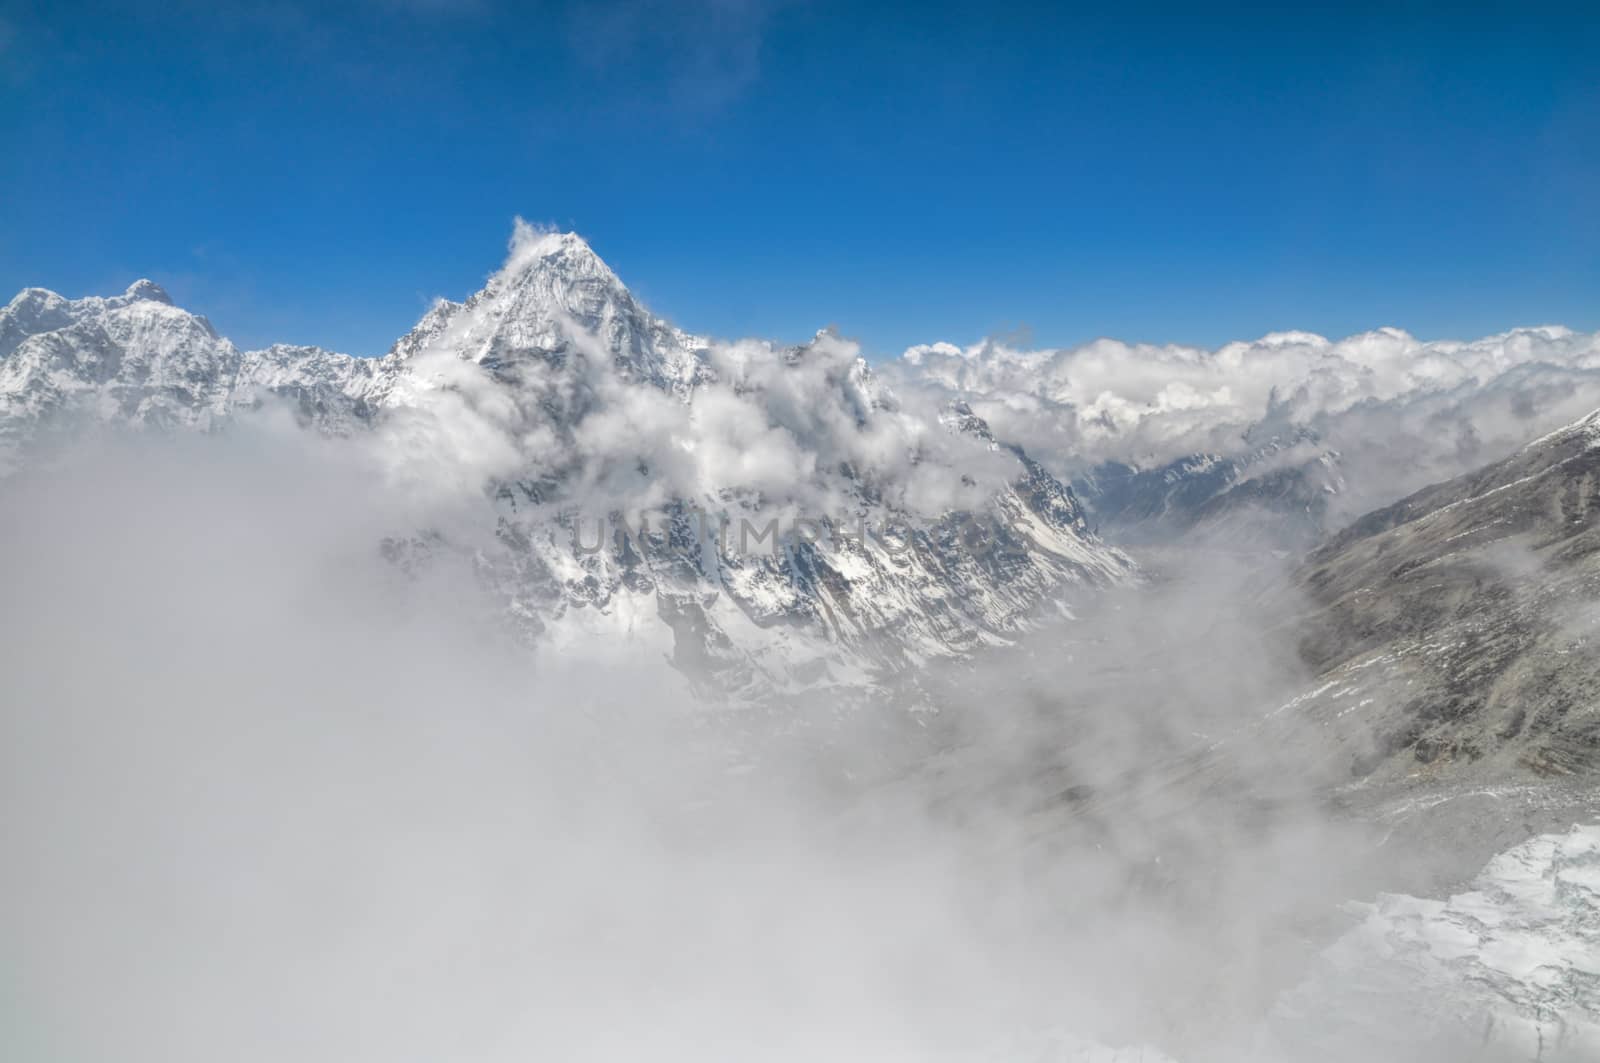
left=1, top=418, right=1562, bottom=1062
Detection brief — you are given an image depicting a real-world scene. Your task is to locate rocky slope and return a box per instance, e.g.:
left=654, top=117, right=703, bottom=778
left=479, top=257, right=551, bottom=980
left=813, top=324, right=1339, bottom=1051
left=1280, top=408, right=1600, bottom=783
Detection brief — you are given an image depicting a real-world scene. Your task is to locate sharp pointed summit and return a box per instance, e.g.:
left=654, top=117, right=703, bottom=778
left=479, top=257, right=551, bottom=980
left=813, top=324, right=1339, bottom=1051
left=390, top=224, right=709, bottom=394
left=122, top=279, right=173, bottom=305
left=502, top=227, right=618, bottom=286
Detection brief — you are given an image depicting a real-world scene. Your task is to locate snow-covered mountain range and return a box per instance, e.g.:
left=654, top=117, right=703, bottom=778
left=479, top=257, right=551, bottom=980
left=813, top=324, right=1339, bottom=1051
left=0, top=226, right=1131, bottom=701
left=13, top=223, right=1600, bottom=708
left=0, top=279, right=381, bottom=460
left=11, top=227, right=1600, bottom=1060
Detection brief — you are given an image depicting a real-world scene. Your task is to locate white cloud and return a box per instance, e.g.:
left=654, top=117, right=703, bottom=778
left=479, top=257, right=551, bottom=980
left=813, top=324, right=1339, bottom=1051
left=0, top=433, right=1383, bottom=1063
left=892, top=324, right=1600, bottom=520
left=371, top=229, right=1026, bottom=530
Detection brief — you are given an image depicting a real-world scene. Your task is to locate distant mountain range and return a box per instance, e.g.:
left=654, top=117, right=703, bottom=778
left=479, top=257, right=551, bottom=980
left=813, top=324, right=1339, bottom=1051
left=900, top=319, right=1600, bottom=547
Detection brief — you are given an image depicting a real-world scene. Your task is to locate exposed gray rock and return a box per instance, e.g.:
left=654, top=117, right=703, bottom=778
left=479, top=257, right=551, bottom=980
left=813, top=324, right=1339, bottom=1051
left=1287, top=410, right=1600, bottom=783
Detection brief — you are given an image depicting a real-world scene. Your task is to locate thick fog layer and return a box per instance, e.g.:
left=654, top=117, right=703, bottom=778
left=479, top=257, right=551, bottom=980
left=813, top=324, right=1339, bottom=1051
left=5, top=422, right=1581, bottom=1062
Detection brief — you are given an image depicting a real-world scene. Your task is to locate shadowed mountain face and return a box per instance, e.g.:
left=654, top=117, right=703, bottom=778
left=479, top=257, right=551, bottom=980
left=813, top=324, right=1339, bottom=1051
left=1071, top=432, right=1344, bottom=548
left=1289, top=411, right=1600, bottom=783
left=0, top=230, right=1132, bottom=703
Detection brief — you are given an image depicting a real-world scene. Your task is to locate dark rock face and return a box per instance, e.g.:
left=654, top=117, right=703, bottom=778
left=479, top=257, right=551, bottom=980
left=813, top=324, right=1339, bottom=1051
left=1289, top=413, right=1600, bottom=782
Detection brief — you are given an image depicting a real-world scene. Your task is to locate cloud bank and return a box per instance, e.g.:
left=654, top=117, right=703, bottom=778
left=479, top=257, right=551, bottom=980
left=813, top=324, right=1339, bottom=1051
left=376, top=221, right=1023, bottom=528
left=0, top=428, right=1490, bottom=1063
left=895, top=325, right=1600, bottom=522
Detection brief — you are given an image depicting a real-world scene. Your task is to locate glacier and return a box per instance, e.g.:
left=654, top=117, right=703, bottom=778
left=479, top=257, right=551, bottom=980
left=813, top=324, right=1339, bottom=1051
left=1263, top=824, right=1600, bottom=1062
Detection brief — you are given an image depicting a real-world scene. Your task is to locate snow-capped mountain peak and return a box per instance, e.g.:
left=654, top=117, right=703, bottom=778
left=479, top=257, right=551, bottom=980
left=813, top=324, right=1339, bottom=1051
left=0, top=227, right=1133, bottom=701
left=121, top=278, right=173, bottom=305
left=389, top=222, right=708, bottom=397
left=488, top=227, right=634, bottom=331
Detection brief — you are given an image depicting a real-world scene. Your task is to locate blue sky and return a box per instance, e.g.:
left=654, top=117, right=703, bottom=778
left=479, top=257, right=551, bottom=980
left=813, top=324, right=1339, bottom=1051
left=2, top=1, right=1596, bottom=358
